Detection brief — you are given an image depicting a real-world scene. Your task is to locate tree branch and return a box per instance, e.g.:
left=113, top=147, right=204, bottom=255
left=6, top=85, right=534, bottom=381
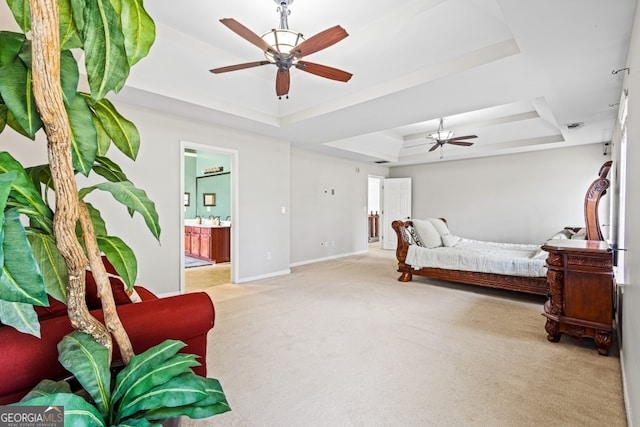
left=30, top=0, right=111, bottom=350
left=79, top=201, right=135, bottom=363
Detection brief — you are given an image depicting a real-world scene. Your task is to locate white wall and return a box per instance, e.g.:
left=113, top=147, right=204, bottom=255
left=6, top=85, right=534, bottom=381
left=617, top=2, right=640, bottom=425
left=0, top=103, right=292, bottom=295
left=290, top=149, right=388, bottom=265
left=390, top=144, right=608, bottom=244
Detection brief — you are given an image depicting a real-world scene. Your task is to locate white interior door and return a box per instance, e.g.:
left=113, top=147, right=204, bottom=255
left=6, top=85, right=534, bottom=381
left=381, top=178, right=412, bottom=250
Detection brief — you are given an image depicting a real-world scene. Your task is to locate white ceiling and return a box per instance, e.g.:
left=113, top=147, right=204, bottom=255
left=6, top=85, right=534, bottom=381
left=2, top=0, right=637, bottom=166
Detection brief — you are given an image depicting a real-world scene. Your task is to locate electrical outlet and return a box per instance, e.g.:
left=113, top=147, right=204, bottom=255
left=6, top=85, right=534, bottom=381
left=266, top=251, right=271, bottom=260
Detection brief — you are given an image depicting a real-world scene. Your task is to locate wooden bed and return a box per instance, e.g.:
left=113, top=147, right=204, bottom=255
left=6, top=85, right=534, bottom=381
left=391, top=161, right=612, bottom=296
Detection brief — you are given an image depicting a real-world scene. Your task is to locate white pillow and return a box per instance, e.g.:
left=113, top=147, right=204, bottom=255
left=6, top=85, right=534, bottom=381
left=571, top=228, right=587, bottom=240
left=549, top=229, right=574, bottom=240
left=412, top=219, right=442, bottom=248
left=426, top=217, right=450, bottom=236
left=441, top=233, right=460, bottom=247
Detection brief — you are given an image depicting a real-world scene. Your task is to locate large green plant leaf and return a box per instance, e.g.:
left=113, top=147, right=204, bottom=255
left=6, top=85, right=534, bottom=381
left=80, top=181, right=160, bottom=240
left=112, top=340, right=186, bottom=405
left=67, top=94, right=98, bottom=176
left=86, top=95, right=140, bottom=159
left=143, top=377, right=231, bottom=419
left=116, top=352, right=200, bottom=414
left=82, top=0, right=130, bottom=99
left=97, top=235, right=137, bottom=289
left=17, top=393, right=106, bottom=426
left=0, top=299, right=40, bottom=336
left=58, top=331, right=112, bottom=418
left=0, top=208, right=47, bottom=305
left=0, top=59, right=43, bottom=139
left=117, top=372, right=209, bottom=421
left=25, top=164, right=53, bottom=203
left=6, top=0, right=30, bottom=33
left=26, top=231, right=68, bottom=303
left=0, top=31, right=25, bottom=66
left=0, top=152, right=54, bottom=234
left=59, top=0, right=83, bottom=50
left=120, top=0, right=156, bottom=66
left=117, top=419, right=159, bottom=427
left=93, top=155, right=129, bottom=182
left=60, top=50, right=80, bottom=105
left=20, top=379, right=72, bottom=401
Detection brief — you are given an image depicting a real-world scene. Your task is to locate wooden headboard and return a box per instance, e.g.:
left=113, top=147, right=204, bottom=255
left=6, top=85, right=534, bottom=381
left=584, top=160, right=612, bottom=241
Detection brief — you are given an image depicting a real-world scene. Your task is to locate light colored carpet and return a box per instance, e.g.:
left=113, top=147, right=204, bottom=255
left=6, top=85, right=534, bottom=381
left=183, top=246, right=626, bottom=427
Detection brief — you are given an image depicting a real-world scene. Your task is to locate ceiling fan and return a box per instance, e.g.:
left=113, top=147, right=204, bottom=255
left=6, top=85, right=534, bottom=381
left=210, top=0, right=353, bottom=99
left=426, top=118, right=477, bottom=153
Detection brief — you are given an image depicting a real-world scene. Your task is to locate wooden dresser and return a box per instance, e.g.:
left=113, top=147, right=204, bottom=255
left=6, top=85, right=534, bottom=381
left=542, top=239, right=614, bottom=355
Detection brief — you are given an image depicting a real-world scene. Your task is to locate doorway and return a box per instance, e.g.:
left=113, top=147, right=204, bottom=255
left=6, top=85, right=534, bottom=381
left=180, top=141, right=239, bottom=293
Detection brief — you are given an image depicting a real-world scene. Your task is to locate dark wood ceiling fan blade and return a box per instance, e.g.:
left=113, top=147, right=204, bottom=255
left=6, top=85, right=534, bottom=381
left=290, top=25, right=348, bottom=58
left=428, top=143, right=441, bottom=152
left=295, top=61, right=352, bottom=82
left=447, top=141, right=475, bottom=147
left=275, top=69, right=290, bottom=97
left=448, top=135, right=477, bottom=141
left=219, top=18, right=276, bottom=54
left=210, top=61, right=271, bottom=74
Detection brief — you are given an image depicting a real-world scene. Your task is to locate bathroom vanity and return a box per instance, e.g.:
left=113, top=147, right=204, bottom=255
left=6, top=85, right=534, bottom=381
left=184, top=224, right=230, bottom=263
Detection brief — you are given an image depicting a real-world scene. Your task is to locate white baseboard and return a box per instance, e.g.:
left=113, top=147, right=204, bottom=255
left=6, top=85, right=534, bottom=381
left=290, top=250, right=368, bottom=268
left=235, top=269, right=292, bottom=283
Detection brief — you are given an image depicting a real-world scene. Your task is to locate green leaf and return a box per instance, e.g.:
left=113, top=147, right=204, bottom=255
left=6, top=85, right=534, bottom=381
left=143, top=377, right=231, bottom=420
left=97, top=235, right=137, bottom=289
left=112, top=340, right=186, bottom=405
left=93, top=116, right=112, bottom=156
left=60, top=50, right=80, bottom=105
left=6, top=0, right=31, bottom=33
left=6, top=109, right=32, bottom=138
left=25, top=164, right=54, bottom=202
left=118, top=372, right=209, bottom=420
left=120, top=0, right=156, bottom=66
left=0, top=152, right=54, bottom=234
left=86, top=96, right=140, bottom=159
left=80, top=181, right=160, bottom=240
left=59, top=0, right=83, bottom=50
left=0, top=170, right=17, bottom=229
left=26, top=231, right=68, bottom=304
left=17, top=393, right=106, bottom=426
left=70, top=0, right=87, bottom=37
left=20, top=379, right=72, bottom=401
left=0, top=31, right=26, bottom=66
left=57, top=331, right=112, bottom=419
left=0, top=59, right=43, bottom=139
left=93, top=156, right=129, bottom=182
left=82, top=0, right=130, bottom=99
left=67, top=94, right=98, bottom=176
left=0, top=103, right=7, bottom=133
left=85, top=202, right=109, bottom=236
left=0, top=209, right=47, bottom=305
left=0, top=299, right=40, bottom=337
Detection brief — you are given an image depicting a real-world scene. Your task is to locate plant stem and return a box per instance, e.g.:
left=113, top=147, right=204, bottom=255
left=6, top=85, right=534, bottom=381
left=79, top=202, right=135, bottom=363
left=29, top=0, right=111, bottom=350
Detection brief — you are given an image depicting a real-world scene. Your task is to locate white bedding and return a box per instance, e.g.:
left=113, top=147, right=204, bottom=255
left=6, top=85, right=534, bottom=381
left=405, top=237, right=547, bottom=277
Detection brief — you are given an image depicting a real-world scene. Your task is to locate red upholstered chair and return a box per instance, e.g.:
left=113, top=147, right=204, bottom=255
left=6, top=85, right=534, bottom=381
left=0, top=266, right=214, bottom=405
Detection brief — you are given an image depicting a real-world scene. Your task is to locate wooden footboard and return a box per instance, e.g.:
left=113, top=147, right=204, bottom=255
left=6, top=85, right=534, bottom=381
left=390, top=220, right=548, bottom=296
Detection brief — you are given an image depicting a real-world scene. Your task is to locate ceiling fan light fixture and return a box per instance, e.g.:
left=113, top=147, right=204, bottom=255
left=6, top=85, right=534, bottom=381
left=261, top=29, right=304, bottom=62
left=428, top=130, right=454, bottom=140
